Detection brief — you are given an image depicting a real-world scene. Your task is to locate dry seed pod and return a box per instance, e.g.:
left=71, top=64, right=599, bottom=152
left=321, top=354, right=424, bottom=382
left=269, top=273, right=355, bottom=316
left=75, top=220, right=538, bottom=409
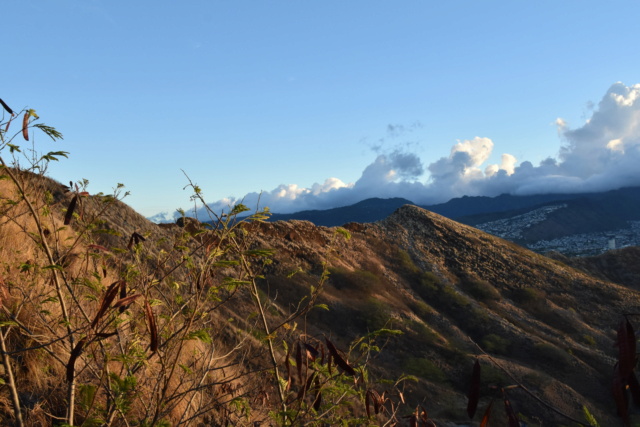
left=502, top=388, right=520, bottom=427
left=145, top=299, right=158, bottom=352
left=88, top=244, right=110, bottom=253
left=325, top=338, right=356, bottom=376
left=91, top=281, right=122, bottom=328
left=284, top=343, right=292, bottom=391
left=112, top=294, right=142, bottom=309
left=296, top=372, right=316, bottom=402
left=0, top=98, right=13, bottom=115
left=467, top=359, right=481, bottom=418
left=480, top=399, right=494, bottom=427
left=628, top=372, right=640, bottom=407
left=304, top=343, right=319, bottom=361
left=312, top=376, right=322, bottom=411
left=22, top=111, right=29, bottom=141
left=64, top=195, right=78, bottom=225
left=613, top=362, right=630, bottom=425
left=128, top=232, right=147, bottom=250
left=118, top=281, right=127, bottom=312
left=618, top=318, right=637, bottom=378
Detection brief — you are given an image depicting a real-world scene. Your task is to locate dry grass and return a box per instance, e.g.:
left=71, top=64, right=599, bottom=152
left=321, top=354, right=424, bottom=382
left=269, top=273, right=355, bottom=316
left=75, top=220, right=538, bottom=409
left=0, top=170, right=285, bottom=426
left=1, top=166, right=638, bottom=426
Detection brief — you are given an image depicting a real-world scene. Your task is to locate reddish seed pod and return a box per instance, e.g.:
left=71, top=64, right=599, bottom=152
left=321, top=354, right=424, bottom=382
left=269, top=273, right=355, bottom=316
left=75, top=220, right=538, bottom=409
left=22, top=111, right=29, bottom=141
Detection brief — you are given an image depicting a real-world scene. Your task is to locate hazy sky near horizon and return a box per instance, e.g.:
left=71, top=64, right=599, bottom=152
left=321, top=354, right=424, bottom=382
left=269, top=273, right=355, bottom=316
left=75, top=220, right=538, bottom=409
left=4, top=1, right=640, bottom=221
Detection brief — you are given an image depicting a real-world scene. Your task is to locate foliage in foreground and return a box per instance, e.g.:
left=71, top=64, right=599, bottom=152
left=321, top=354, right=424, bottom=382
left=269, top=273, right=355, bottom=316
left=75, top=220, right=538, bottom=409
left=0, top=99, right=420, bottom=426
left=0, top=98, right=618, bottom=427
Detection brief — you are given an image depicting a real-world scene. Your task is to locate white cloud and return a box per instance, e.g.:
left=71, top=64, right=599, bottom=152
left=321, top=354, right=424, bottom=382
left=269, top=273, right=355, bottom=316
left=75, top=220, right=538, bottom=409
left=485, top=153, right=517, bottom=177
left=607, top=138, right=624, bottom=152
left=152, top=82, right=640, bottom=221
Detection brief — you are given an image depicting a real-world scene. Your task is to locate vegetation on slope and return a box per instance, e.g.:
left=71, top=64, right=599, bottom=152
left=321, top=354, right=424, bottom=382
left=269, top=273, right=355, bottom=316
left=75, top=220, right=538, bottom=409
left=1, top=98, right=638, bottom=426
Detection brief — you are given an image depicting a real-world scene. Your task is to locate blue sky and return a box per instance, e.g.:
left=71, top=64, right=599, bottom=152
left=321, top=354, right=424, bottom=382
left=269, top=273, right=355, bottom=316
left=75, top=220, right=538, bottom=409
left=4, top=1, right=640, bottom=221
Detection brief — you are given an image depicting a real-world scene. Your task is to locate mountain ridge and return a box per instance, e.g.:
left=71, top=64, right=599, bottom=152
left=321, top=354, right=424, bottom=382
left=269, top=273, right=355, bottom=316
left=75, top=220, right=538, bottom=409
left=1, top=170, right=637, bottom=425
left=249, top=204, right=635, bottom=425
left=257, top=186, right=640, bottom=255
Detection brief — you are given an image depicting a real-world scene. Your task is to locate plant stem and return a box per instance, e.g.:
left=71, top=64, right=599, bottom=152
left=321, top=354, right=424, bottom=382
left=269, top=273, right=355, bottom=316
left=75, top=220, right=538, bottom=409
left=0, top=162, right=77, bottom=425
left=0, top=328, right=24, bottom=427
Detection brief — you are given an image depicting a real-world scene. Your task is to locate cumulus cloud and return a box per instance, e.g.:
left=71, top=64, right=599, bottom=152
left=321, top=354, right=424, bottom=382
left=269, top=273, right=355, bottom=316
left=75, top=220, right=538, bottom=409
left=151, top=82, right=640, bottom=221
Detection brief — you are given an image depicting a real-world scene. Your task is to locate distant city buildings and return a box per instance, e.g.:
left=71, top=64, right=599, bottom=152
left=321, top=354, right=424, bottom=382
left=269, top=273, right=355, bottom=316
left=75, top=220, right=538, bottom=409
left=475, top=204, right=640, bottom=256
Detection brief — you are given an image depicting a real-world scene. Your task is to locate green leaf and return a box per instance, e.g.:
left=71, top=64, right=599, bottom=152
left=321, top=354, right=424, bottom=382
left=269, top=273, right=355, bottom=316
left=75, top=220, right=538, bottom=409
left=34, top=123, right=64, bottom=141
left=179, top=364, right=193, bottom=374
left=287, top=268, right=302, bottom=278
left=7, top=143, right=21, bottom=153
left=212, top=260, right=239, bottom=267
left=41, top=150, right=69, bottom=162
left=79, top=384, right=97, bottom=411
left=185, top=329, right=212, bottom=344
left=230, top=204, right=250, bottom=215
left=582, top=405, right=600, bottom=427
left=19, top=262, right=34, bottom=272
left=0, top=321, right=18, bottom=327
left=223, top=277, right=251, bottom=288
left=243, top=249, right=275, bottom=257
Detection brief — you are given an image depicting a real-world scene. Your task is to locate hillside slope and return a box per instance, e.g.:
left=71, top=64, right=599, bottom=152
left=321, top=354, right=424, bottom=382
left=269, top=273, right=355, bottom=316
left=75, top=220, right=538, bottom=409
left=249, top=205, right=635, bottom=425
left=1, top=171, right=635, bottom=426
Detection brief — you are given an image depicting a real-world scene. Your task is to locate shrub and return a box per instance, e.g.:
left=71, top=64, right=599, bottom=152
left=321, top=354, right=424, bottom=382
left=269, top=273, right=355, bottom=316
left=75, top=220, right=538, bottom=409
left=408, top=300, right=433, bottom=319
left=463, top=306, right=493, bottom=339
left=481, top=333, right=511, bottom=355
left=440, top=285, right=470, bottom=310
left=356, top=297, right=392, bottom=331
left=582, top=334, right=597, bottom=347
left=409, top=270, right=441, bottom=301
left=404, top=319, right=440, bottom=348
left=480, top=364, right=509, bottom=389
left=403, top=357, right=448, bottom=384
left=460, top=278, right=501, bottom=302
left=522, top=372, right=552, bottom=389
left=328, top=267, right=382, bottom=293
left=393, top=249, right=421, bottom=276
left=511, top=287, right=544, bottom=305
left=532, top=342, right=573, bottom=368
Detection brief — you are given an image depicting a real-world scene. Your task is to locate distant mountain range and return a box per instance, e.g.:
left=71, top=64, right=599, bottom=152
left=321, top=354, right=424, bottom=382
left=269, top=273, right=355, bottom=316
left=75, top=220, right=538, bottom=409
left=268, top=197, right=414, bottom=225
left=268, top=187, right=640, bottom=255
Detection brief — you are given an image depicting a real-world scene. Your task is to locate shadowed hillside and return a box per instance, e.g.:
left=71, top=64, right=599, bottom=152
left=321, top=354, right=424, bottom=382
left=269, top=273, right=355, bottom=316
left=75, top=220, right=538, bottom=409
left=549, top=246, right=640, bottom=291
left=248, top=205, right=636, bottom=425
left=1, top=168, right=636, bottom=426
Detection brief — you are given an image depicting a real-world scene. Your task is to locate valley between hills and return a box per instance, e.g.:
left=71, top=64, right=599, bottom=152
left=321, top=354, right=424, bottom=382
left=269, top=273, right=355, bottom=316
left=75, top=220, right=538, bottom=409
left=1, top=170, right=639, bottom=426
